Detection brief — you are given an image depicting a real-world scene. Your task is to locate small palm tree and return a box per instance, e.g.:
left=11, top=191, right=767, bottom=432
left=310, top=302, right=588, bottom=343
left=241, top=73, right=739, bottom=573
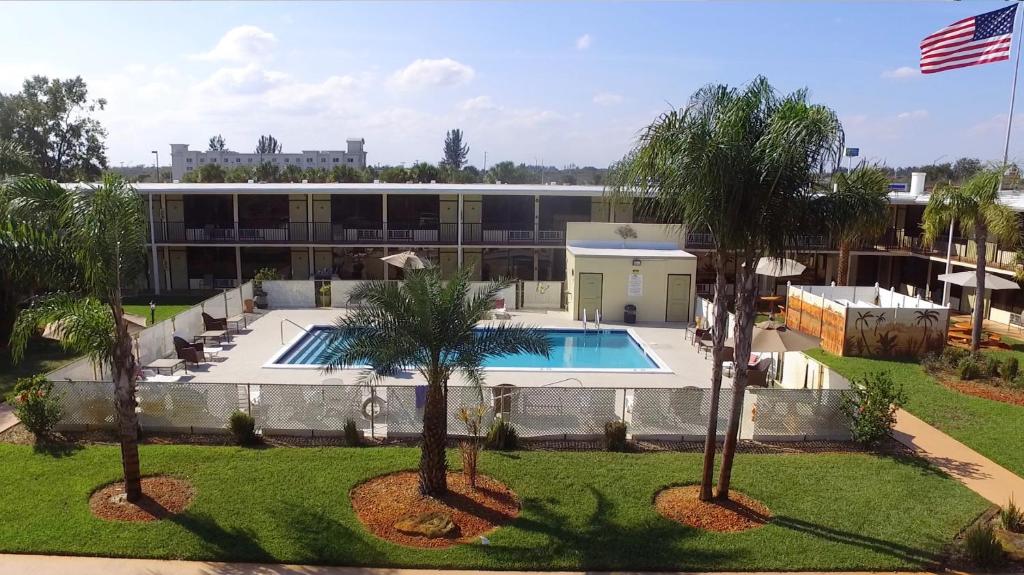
left=923, top=168, right=1019, bottom=351
left=814, top=164, right=891, bottom=285
left=318, top=265, right=550, bottom=497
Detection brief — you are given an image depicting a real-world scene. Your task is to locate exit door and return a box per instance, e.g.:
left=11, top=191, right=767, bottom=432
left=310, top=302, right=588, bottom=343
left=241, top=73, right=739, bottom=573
left=577, top=273, right=603, bottom=320
left=666, top=274, right=691, bottom=322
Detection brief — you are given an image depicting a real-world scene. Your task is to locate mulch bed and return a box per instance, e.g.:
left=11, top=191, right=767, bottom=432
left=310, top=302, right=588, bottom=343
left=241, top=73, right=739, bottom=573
left=945, top=378, right=1024, bottom=407
left=350, top=471, right=519, bottom=548
left=655, top=484, right=771, bottom=533
left=89, top=476, right=194, bottom=522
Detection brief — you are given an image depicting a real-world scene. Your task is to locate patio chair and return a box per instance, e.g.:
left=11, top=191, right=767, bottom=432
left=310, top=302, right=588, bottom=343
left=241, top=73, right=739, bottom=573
left=690, top=327, right=709, bottom=347
left=202, top=312, right=227, bottom=331
left=747, top=358, right=773, bottom=388
left=490, top=298, right=512, bottom=320
left=720, top=346, right=735, bottom=377
left=173, top=336, right=206, bottom=365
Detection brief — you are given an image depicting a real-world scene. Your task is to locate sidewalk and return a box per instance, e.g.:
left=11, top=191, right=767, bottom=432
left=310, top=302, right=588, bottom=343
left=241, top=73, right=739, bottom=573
left=892, top=408, right=1024, bottom=507
left=0, top=555, right=942, bottom=575
left=0, top=403, right=16, bottom=434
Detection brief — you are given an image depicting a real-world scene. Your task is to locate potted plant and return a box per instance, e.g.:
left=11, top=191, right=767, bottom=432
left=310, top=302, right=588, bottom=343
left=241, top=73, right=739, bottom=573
left=253, top=267, right=280, bottom=310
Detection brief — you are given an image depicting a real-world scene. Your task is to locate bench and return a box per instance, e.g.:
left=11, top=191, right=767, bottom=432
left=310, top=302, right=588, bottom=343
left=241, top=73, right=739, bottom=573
left=1009, top=313, right=1023, bottom=334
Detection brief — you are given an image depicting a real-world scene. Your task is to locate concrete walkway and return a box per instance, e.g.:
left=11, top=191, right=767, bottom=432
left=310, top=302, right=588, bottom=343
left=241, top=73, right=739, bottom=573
left=0, top=555, right=941, bottom=575
left=0, top=403, right=17, bottom=434
left=892, top=408, right=1024, bottom=507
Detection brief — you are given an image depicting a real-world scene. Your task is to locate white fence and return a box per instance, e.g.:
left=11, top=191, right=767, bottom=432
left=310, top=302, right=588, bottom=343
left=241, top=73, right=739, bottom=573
left=326, top=280, right=519, bottom=310
left=522, top=281, right=563, bottom=309
left=49, top=381, right=852, bottom=441
left=263, top=280, right=315, bottom=308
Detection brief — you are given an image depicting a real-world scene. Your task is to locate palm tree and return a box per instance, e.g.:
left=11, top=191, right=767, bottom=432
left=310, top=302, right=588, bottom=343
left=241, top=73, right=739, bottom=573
left=0, top=139, right=34, bottom=178
left=318, top=265, right=550, bottom=497
left=8, top=174, right=148, bottom=501
left=923, top=168, right=1019, bottom=351
left=612, top=76, right=843, bottom=501
left=814, top=164, right=891, bottom=285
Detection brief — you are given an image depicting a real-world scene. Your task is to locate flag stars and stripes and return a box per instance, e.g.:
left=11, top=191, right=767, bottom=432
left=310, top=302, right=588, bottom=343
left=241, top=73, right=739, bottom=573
left=920, top=4, right=1017, bottom=74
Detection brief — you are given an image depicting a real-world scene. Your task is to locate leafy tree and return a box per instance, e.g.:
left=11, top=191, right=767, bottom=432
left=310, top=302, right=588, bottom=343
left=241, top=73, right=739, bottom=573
left=924, top=168, right=1019, bottom=351
left=255, top=134, right=282, bottom=155
left=331, top=165, right=364, bottom=183
left=409, top=162, right=440, bottom=183
left=281, top=164, right=304, bottom=182
left=225, top=166, right=252, bottom=183
left=9, top=174, right=148, bottom=501
left=303, top=167, right=331, bottom=183
left=612, top=77, right=842, bottom=501
left=458, top=165, right=484, bottom=183
left=0, top=76, right=108, bottom=180
left=0, top=139, right=35, bottom=177
left=814, top=163, right=891, bottom=285
left=179, top=170, right=199, bottom=183
left=196, top=163, right=226, bottom=183
left=379, top=166, right=410, bottom=183
left=441, top=129, right=469, bottom=179
left=486, top=161, right=531, bottom=184
left=207, top=134, right=227, bottom=151
left=255, top=161, right=280, bottom=183
left=952, top=157, right=982, bottom=183
left=319, top=266, right=550, bottom=496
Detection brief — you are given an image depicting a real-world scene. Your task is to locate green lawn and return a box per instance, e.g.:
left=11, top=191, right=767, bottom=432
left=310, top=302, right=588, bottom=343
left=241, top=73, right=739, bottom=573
left=122, top=293, right=212, bottom=326
left=808, top=349, right=1024, bottom=478
left=0, top=339, right=79, bottom=398
left=122, top=304, right=192, bottom=326
left=0, top=444, right=986, bottom=571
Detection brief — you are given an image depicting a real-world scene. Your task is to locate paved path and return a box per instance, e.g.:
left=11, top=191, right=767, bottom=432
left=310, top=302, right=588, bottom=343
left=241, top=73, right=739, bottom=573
left=0, top=555, right=941, bottom=575
left=892, top=408, right=1024, bottom=507
left=0, top=403, right=17, bottom=434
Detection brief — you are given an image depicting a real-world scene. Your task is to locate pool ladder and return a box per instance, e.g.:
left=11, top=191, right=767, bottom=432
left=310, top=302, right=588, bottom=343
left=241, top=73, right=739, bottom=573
left=280, top=318, right=310, bottom=344
left=581, top=308, right=601, bottom=333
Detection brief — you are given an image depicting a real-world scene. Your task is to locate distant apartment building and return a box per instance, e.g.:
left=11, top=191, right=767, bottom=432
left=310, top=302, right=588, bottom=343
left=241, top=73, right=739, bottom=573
left=169, top=139, right=367, bottom=181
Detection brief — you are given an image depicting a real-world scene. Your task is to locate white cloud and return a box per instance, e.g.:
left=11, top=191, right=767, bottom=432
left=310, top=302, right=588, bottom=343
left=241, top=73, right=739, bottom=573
left=897, top=109, right=928, bottom=120
left=195, top=64, right=288, bottom=96
left=459, top=95, right=498, bottom=112
left=593, top=92, right=623, bottom=106
left=192, top=25, right=277, bottom=63
left=576, top=33, right=592, bottom=50
left=389, top=58, right=475, bottom=90
left=881, top=66, right=917, bottom=79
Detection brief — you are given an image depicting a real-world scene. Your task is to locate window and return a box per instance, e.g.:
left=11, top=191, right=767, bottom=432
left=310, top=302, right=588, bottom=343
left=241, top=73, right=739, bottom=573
left=333, top=157, right=339, bottom=163
left=321, top=157, right=326, bottom=163
left=285, top=158, right=290, bottom=163
left=248, top=158, right=253, bottom=163
left=273, top=158, right=279, bottom=163
left=186, top=166, right=193, bottom=171
left=186, top=158, right=193, bottom=163
left=347, top=158, right=354, bottom=163
left=307, top=157, right=313, bottom=163
left=211, top=158, right=217, bottom=163
left=236, top=158, right=241, bottom=163
left=200, top=158, right=206, bottom=163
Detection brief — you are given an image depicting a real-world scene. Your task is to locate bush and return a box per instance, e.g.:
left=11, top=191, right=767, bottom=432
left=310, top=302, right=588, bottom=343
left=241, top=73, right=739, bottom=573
left=603, top=420, right=628, bottom=452
left=1010, top=376, right=1024, bottom=391
left=11, top=375, right=62, bottom=437
left=984, top=355, right=1001, bottom=379
left=963, top=523, right=1004, bottom=568
left=1001, top=356, right=1020, bottom=381
left=920, top=351, right=943, bottom=374
left=1002, top=498, right=1024, bottom=533
left=958, top=356, right=982, bottom=381
left=840, top=371, right=907, bottom=447
left=343, top=419, right=362, bottom=447
left=484, top=418, right=518, bottom=451
left=228, top=411, right=258, bottom=445
left=942, top=346, right=970, bottom=367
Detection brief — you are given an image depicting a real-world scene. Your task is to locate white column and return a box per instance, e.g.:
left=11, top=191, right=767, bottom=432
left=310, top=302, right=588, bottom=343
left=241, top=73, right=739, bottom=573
left=457, top=193, right=464, bottom=267
left=533, top=195, right=540, bottom=243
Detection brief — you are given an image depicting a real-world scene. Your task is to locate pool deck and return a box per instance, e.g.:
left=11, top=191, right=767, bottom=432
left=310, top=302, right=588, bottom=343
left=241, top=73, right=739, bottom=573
left=178, top=308, right=715, bottom=389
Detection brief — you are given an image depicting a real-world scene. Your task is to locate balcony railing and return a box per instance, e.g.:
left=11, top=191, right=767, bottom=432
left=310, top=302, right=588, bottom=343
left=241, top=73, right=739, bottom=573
left=683, top=232, right=836, bottom=251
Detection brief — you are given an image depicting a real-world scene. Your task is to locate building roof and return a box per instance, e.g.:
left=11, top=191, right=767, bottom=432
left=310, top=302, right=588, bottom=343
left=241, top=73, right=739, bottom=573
left=63, top=182, right=611, bottom=197
left=567, top=241, right=695, bottom=259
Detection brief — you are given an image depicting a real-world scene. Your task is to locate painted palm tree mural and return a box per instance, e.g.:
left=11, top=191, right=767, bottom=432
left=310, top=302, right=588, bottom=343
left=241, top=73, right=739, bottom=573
left=873, top=312, right=887, bottom=336
left=854, top=311, right=876, bottom=354
left=914, top=309, right=941, bottom=353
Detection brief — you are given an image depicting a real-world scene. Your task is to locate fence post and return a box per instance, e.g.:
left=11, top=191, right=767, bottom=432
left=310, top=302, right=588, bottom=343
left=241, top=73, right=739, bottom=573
left=246, top=384, right=252, bottom=416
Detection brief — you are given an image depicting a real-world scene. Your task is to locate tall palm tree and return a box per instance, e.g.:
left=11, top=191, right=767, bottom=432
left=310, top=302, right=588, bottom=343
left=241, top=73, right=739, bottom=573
left=8, top=174, right=148, bottom=501
left=0, top=139, right=35, bottom=178
left=612, top=77, right=842, bottom=501
left=318, top=265, right=550, bottom=497
left=814, top=164, right=891, bottom=285
left=923, top=168, right=1019, bottom=351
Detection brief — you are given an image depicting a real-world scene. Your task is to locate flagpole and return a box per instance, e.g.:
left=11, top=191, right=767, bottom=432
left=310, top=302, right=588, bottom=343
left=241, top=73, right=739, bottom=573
left=1002, top=2, right=1023, bottom=167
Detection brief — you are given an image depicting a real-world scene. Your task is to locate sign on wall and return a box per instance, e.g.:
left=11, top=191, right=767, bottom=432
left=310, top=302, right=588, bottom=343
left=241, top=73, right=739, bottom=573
left=627, top=272, right=643, bottom=297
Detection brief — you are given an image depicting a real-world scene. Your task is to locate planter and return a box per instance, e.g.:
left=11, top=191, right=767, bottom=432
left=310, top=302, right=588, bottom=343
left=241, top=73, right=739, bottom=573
left=254, top=287, right=269, bottom=310
left=243, top=299, right=254, bottom=314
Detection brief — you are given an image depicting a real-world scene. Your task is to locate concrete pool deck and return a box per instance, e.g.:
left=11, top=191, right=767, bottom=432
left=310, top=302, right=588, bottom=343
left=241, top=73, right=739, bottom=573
left=177, top=308, right=715, bottom=388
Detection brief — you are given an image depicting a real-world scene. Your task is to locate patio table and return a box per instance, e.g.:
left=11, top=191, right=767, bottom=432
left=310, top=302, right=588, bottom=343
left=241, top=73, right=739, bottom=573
left=144, top=358, right=185, bottom=376
left=195, top=330, right=227, bottom=345
left=226, top=315, right=247, bottom=334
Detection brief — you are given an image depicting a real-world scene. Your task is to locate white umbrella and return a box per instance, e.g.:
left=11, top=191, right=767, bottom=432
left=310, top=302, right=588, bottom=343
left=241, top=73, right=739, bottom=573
left=937, top=270, right=1020, bottom=291
left=380, top=251, right=425, bottom=269
left=755, top=257, right=806, bottom=278
left=726, top=326, right=821, bottom=353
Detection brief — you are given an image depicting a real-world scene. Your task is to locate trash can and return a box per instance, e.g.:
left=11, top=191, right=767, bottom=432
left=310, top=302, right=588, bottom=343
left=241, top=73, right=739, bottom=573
left=624, top=304, right=637, bottom=324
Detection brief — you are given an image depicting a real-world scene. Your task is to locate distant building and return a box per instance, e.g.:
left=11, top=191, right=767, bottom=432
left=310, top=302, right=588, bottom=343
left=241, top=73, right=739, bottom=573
left=169, top=139, right=367, bottom=181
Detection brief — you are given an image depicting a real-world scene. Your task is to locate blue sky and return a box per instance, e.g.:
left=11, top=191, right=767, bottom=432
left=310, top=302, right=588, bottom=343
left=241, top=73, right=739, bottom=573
left=3, top=1, right=1023, bottom=169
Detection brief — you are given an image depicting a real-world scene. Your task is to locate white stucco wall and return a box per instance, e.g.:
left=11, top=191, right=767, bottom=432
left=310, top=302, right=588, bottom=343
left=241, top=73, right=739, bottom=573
left=263, top=280, right=316, bottom=309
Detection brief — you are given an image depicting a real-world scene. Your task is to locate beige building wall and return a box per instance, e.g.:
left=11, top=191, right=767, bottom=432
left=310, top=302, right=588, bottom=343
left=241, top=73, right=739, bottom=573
left=566, top=222, right=685, bottom=246
left=568, top=254, right=696, bottom=322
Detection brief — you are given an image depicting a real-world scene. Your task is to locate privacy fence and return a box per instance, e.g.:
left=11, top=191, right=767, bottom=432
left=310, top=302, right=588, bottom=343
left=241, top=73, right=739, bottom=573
left=48, top=381, right=851, bottom=442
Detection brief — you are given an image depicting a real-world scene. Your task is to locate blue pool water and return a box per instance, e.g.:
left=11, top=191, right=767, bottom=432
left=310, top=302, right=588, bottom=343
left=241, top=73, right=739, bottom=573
left=271, top=326, right=660, bottom=370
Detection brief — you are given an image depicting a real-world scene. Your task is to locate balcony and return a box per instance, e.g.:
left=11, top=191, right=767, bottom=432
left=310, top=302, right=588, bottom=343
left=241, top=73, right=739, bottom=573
left=460, top=223, right=563, bottom=245
left=683, top=232, right=836, bottom=251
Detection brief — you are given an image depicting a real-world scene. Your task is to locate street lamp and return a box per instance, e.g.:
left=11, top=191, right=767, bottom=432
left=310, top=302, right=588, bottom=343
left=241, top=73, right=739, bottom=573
left=149, top=150, right=161, bottom=295
left=149, top=301, right=156, bottom=325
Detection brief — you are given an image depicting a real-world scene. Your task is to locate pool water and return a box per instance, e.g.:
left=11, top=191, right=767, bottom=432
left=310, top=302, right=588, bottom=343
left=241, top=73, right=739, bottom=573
left=270, top=326, right=662, bottom=370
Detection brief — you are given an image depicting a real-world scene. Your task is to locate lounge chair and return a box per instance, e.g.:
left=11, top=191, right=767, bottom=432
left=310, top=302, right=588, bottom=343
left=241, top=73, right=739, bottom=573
left=747, top=358, right=773, bottom=388
left=202, top=312, right=227, bottom=331
left=173, top=336, right=206, bottom=365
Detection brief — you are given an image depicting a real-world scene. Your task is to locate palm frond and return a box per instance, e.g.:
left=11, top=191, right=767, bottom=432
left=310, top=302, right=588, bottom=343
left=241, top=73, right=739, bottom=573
left=10, top=292, right=115, bottom=368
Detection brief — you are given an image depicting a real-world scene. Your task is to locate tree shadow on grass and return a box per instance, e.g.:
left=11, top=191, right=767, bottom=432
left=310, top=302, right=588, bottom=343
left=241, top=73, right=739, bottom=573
left=168, top=511, right=274, bottom=564
left=772, top=515, right=946, bottom=568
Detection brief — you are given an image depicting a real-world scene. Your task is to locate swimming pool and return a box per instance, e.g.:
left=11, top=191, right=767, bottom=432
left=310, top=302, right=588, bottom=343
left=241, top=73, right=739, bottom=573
left=266, top=326, right=671, bottom=372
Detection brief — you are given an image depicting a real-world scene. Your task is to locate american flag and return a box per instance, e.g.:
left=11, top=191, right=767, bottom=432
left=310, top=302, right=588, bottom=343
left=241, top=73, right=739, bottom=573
left=920, top=5, right=1017, bottom=74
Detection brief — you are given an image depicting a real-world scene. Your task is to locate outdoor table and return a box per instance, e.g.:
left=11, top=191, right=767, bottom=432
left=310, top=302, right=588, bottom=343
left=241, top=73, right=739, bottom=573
left=226, top=315, right=247, bottom=334
left=144, top=358, right=185, bottom=376
left=954, top=322, right=973, bottom=330
left=759, top=295, right=783, bottom=312
left=195, top=330, right=227, bottom=345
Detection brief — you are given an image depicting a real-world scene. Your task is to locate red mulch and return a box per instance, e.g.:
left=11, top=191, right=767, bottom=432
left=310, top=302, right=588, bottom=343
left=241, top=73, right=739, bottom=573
left=350, top=471, right=519, bottom=548
left=655, top=485, right=771, bottom=533
left=945, top=378, right=1024, bottom=407
left=89, top=476, right=194, bottom=522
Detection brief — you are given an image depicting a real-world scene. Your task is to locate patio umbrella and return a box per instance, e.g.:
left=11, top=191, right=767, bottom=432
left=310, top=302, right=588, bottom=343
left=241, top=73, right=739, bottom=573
left=726, top=326, right=821, bottom=353
left=380, top=251, right=425, bottom=269
left=754, top=257, right=806, bottom=278
left=937, top=270, right=1020, bottom=291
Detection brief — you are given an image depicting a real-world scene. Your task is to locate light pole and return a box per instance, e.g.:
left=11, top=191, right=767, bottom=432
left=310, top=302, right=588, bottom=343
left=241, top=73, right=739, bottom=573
left=149, top=150, right=161, bottom=295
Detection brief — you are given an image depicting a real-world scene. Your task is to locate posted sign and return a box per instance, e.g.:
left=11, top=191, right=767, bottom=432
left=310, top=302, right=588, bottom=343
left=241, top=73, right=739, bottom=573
left=627, top=273, right=643, bottom=297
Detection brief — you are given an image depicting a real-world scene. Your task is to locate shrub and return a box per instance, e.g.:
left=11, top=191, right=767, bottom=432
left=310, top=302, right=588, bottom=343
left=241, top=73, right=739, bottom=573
left=942, top=346, right=969, bottom=367
left=11, top=375, right=62, bottom=437
left=343, top=419, right=362, bottom=447
left=457, top=405, right=488, bottom=488
left=1001, top=498, right=1024, bottom=533
left=840, top=371, right=907, bottom=447
left=1001, top=356, right=1020, bottom=381
left=603, top=420, right=628, bottom=452
left=958, top=356, right=982, bottom=381
left=920, top=351, right=943, bottom=374
left=963, top=523, right=1003, bottom=568
left=1010, top=376, right=1024, bottom=391
left=485, top=418, right=518, bottom=451
left=228, top=411, right=258, bottom=445
left=984, top=355, right=1001, bottom=379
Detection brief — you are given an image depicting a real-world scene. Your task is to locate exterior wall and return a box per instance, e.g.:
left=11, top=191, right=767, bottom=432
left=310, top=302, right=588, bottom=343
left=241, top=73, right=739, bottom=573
left=570, top=254, right=695, bottom=322
left=780, top=352, right=851, bottom=390
left=263, top=280, right=316, bottom=308
left=170, top=140, right=367, bottom=181
left=566, top=222, right=685, bottom=246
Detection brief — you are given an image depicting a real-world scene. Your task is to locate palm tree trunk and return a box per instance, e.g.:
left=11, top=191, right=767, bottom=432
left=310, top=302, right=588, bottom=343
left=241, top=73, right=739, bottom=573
left=972, top=225, right=988, bottom=353
left=699, top=251, right=729, bottom=502
left=108, top=296, right=142, bottom=502
left=716, top=261, right=756, bottom=501
left=837, top=242, right=851, bottom=286
left=419, top=376, right=449, bottom=497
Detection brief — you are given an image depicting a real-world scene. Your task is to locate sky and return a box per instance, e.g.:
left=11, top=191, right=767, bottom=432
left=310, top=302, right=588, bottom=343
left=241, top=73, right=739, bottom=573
left=4, top=1, right=1024, bottom=170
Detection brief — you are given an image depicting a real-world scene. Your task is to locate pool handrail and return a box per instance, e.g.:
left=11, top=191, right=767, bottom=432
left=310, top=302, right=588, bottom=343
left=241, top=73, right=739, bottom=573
left=280, top=318, right=310, bottom=344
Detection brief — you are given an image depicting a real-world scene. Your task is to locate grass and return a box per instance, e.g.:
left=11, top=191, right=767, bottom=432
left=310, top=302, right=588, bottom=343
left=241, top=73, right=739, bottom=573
left=122, top=293, right=211, bottom=326
left=122, top=304, right=192, bottom=326
left=0, top=444, right=987, bottom=571
left=0, top=339, right=79, bottom=398
left=808, top=348, right=1024, bottom=478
